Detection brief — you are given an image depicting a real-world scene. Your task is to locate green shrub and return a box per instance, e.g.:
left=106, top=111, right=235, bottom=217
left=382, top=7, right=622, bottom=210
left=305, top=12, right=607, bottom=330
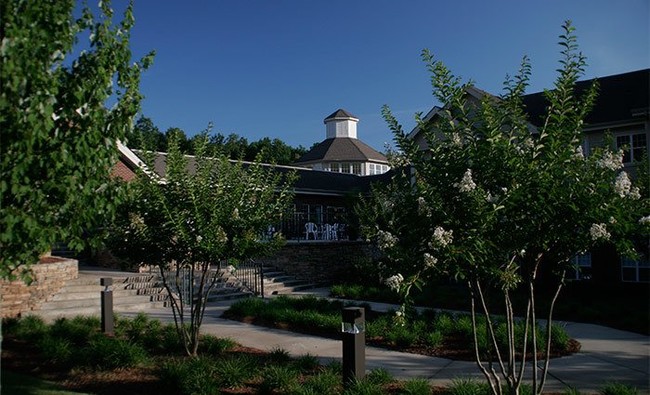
left=424, top=331, right=443, bottom=348
left=386, top=325, right=418, bottom=348
left=12, top=315, right=49, bottom=341
left=297, top=370, right=341, bottom=395
left=599, top=382, right=639, bottom=395
left=214, top=354, right=255, bottom=388
left=366, top=368, right=393, bottom=385
left=563, top=386, right=582, bottom=395
left=259, top=365, right=300, bottom=394
left=433, top=313, right=455, bottom=336
left=365, top=315, right=391, bottom=338
left=38, top=335, right=73, bottom=366
left=267, top=347, right=292, bottom=365
left=226, top=297, right=266, bottom=317
left=292, top=353, right=320, bottom=372
left=199, top=334, right=236, bottom=355
left=550, top=323, right=571, bottom=350
left=400, top=378, right=432, bottom=395
left=81, top=336, right=149, bottom=370
left=342, top=378, right=386, bottom=395
left=448, top=378, right=491, bottom=395
left=325, top=360, right=343, bottom=375
left=160, top=357, right=219, bottom=395
left=49, top=316, right=99, bottom=346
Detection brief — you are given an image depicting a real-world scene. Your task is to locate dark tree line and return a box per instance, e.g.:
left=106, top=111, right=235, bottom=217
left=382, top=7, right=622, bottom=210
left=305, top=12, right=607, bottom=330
left=128, top=116, right=309, bottom=165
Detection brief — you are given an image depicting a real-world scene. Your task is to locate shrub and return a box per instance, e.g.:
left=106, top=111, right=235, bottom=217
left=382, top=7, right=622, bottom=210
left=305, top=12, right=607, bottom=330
left=366, top=368, right=393, bottom=385
left=448, top=378, right=491, bottom=395
left=267, top=347, right=292, bottom=365
left=81, top=336, right=149, bottom=370
left=214, top=354, right=255, bottom=388
left=325, top=360, right=343, bottom=375
left=563, top=387, right=582, bottom=395
left=342, top=378, right=386, bottom=395
left=386, top=325, right=418, bottom=348
left=297, top=370, right=341, bottom=395
left=160, top=357, right=219, bottom=395
left=49, top=316, right=99, bottom=346
left=550, top=323, right=571, bottom=350
left=292, top=353, right=320, bottom=372
left=259, top=365, right=300, bottom=394
left=424, top=331, right=443, bottom=348
left=199, top=335, right=236, bottom=355
left=599, top=382, right=639, bottom=395
left=12, top=315, right=49, bottom=342
left=400, top=378, right=432, bottom=395
left=433, top=314, right=455, bottom=336
left=38, top=335, right=73, bottom=366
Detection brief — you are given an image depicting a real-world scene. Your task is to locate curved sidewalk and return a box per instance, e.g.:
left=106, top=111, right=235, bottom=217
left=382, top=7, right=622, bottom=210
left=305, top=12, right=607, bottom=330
left=129, top=296, right=649, bottom=394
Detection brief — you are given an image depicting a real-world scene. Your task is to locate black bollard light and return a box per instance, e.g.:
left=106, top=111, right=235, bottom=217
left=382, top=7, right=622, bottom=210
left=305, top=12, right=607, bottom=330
left=100, top=277, right=114, bottom=335
left=341, top=306, right=365, bottom=386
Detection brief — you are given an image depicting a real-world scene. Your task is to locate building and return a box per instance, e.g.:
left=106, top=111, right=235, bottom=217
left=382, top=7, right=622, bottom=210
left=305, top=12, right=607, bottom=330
left=293, top=109, right=390, bottom=176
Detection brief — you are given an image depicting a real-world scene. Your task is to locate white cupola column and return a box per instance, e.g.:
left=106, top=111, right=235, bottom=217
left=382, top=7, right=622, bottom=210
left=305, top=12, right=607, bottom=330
left=324, top=109, right=359, bottom=139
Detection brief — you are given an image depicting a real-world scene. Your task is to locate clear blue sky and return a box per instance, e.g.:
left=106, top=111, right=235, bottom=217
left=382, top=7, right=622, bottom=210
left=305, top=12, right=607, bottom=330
left=118, top=0, right=648, bottom=152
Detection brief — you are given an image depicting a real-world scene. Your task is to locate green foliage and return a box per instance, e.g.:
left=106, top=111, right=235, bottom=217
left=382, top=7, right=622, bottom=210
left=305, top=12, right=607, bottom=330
left=38, top=336, right=73, bottom=366
left=199, top=334, right=237, bottom=355
left=292, top=354, right=321, bottom=373
left=49, top=316, right=99, bottom=346
left=259, top=365, right=301, bottom=394
left=214, top=354, right=256, bottom=388
left=81, top=336, right=149, bottom=370
left=10, top=315, right=49, bottom=341
left=563, top=387, right=582, bottom=395
left=400, top=379, right=432, bottom=395
left=366, top=368, right=394, bottom=385
left=296, top=370, right=341, bottom=395
left=267, top=347, right=293, bottom=365
left=342, top=378, right=387, bottom=395
left=0, top=0, right=153, bottom=280
left=448, top=378, right=491, bottom=395
left=160, top=357, right=220, bottom=395
left=599, top=382, right=639, bottom=395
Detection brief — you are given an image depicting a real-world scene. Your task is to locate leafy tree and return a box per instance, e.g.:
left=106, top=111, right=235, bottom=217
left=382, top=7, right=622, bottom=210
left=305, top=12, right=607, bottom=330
left=112, top=131, right=296, bottom=356
left=131, top=115, right=165, bottom=152
left=0, top=0, right=153, bottom=280
left=359, top=21, right=649, bottom=395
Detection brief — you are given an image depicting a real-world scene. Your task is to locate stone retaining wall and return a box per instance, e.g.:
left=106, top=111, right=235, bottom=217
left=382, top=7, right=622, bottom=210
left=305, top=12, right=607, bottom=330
left=265, top=241, right=373, bottom=284
left=0, top=257, right=78, bottom=318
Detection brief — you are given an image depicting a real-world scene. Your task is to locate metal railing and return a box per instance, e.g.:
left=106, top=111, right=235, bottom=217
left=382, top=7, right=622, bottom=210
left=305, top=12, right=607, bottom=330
left=229, top=259, right=264, bottom=297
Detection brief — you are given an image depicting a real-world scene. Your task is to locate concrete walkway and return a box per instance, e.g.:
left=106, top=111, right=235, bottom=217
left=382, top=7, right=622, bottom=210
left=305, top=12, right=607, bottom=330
left=120, top=290, right=650, bottom=394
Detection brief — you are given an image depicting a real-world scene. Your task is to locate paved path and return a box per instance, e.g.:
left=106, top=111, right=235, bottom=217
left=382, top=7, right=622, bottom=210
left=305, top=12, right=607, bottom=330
left=122, top=293, right=650, bottom=394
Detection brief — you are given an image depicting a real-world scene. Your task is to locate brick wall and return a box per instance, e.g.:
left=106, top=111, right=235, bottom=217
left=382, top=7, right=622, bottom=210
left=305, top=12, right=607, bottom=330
left=265, top=241, right=373, bottom=284
left=0, top=257, right=78, bottom=318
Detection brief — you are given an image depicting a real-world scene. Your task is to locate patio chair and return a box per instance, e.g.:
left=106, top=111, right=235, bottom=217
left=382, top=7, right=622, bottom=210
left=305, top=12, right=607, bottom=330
left=305, top=222, right=318, bottom=240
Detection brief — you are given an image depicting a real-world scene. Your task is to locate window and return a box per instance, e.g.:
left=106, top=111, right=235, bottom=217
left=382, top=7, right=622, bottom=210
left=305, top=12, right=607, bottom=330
left=621, top=257, right=649, bottom=283
left=329, top=162, right=339, bottom=172
left=352, top=163, right=361, bottom=175
left=571, top=253, right=592, bottom=280
left=341, top=163, right=350, bottom=173
left=368, top=163, right=377, bottom=175
left=616, top=133, right=647, bottom=163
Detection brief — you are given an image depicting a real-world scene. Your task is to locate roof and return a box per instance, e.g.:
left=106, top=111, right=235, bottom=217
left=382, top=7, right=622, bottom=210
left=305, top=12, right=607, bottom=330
left=523, top=68, right=650, bottom=128
left=324, top=109, right=358, bottom=122
left=294, top=137, right=388, bottom=164
left=136, top=150, right=387, bottom=196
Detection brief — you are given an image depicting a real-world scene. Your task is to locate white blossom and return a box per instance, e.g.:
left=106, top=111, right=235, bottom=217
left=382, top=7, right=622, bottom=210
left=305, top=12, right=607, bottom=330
left=417, top=196, right=430, bottom=216
left=574, top=146, right=584, bottom=160
left=455, top=169, right=477, bottom=193
left=450, top=132, right=462, bottom=146
left=596, top=150, right=624, bottom=171
left=430, top=226, right=453, bottom=248
left=196, top=235, right=203, bottom=243
left=639, top=216, right=650, bottom=226
left=614, top=172, right=633, bottom=198
left=423, top=253, right=437, bottom=268
left=385, top=273, right=404, bottom=291
left=590, top=223, right=610, bottom=241
left=376, top=230, right=398, bottom=251
left=232, top=207, right=240, bottom=219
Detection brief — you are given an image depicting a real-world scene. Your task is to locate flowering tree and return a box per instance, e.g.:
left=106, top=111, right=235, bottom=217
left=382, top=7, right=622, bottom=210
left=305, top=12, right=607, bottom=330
left=113, top=132, right=296, bottom=356
left=359, top=22, right=649, bottom=395
left=0, top=0, right=153, bottom=280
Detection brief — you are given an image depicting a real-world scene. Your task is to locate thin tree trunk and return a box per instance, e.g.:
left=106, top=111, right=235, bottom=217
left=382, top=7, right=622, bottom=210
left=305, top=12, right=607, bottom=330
left=469, top=280, right=502, bottom=395
left=538, top=271, right=565, bottom=394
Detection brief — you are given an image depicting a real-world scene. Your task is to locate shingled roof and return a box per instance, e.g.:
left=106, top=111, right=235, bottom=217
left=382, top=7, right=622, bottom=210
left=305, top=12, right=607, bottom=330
left=294, top=137, right=387, bottom=164
left=324, top=109, right=359, bottom=121
left=523, top=69, right=649, bottom=128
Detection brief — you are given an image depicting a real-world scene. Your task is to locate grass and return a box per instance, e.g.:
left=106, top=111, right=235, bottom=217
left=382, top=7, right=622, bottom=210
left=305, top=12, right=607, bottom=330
left=1, top=371, right=93, bottom=395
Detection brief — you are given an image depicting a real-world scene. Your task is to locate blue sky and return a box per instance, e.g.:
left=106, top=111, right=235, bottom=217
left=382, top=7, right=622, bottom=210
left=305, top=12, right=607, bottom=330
left=118, top=0, right=649, bottom=152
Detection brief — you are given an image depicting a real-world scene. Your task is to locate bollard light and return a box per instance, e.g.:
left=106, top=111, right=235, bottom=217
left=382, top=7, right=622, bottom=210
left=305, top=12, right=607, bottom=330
left=100, top=277, right=114, bottom=335
left=341, top=306, right=365, bottom=386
